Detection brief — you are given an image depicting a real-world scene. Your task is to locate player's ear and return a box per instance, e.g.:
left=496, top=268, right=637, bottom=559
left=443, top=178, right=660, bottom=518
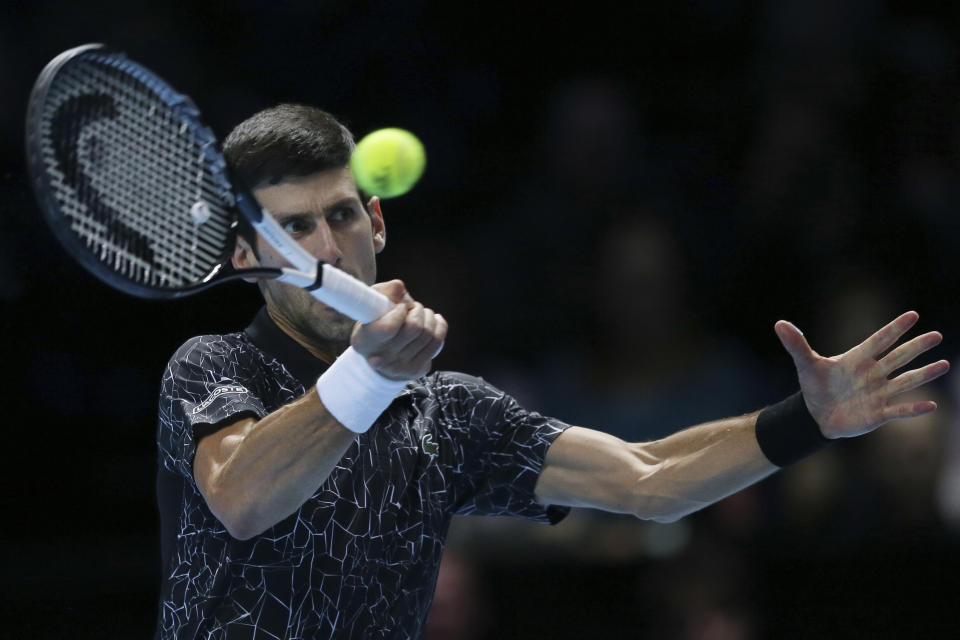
left=368, top=196, right=386, bottom=253
left=231, top=237, right=261, bottom=283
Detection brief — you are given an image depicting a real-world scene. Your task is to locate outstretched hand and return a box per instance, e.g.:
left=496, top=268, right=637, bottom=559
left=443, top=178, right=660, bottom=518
left=775, top=311, right=949, bottom=439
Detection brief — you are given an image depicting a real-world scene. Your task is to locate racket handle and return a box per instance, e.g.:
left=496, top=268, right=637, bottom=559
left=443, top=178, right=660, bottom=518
left=311, top=264, right=394, bottom=324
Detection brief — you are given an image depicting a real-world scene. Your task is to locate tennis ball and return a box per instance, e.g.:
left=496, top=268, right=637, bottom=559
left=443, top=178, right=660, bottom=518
left=350, top=128, right=426, bottom=198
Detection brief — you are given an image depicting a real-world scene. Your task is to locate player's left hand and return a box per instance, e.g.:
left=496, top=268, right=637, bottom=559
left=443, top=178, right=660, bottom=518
left=774, top=311, right=949, bottom=439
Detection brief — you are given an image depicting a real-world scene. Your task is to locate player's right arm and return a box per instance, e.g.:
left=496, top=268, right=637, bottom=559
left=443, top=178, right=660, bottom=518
left=193, top=281, right=447, bottom=540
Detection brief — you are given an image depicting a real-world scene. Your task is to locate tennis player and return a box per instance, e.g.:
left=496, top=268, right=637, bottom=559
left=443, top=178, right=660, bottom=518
left=155, top=104, right=948, bottom=639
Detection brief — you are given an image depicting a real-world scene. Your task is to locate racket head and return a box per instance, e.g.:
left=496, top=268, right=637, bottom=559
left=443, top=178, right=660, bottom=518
left=26, top=44, right=240, bottom=299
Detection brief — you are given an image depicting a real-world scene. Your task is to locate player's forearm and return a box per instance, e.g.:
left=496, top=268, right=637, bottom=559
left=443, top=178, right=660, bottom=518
left=630, top=412, right=778, bottom=522
left=202, top=391, right=356, bottom=539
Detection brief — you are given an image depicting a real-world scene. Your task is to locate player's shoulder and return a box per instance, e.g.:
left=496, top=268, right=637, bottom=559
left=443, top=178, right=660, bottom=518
left=166, top=331, right=252, bottom=370
left=420, top=370, right=509, bottom=400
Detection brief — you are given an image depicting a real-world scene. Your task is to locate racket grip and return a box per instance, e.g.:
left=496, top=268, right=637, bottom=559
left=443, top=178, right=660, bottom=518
left=311, top=264, right=394, bottom=324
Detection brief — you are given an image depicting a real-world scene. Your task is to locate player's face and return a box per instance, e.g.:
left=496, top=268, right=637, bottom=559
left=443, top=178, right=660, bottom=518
left=234, top=167, right=386, bottom=345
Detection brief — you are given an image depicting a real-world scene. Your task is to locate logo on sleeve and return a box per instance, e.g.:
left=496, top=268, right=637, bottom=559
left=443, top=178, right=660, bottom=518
left=192, top=384, right=248, bottom=415
left=421, top=432, right=439, bottom=456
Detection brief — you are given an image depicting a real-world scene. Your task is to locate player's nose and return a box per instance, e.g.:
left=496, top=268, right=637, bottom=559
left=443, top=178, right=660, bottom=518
left=308, top=218, right=343, bottom=265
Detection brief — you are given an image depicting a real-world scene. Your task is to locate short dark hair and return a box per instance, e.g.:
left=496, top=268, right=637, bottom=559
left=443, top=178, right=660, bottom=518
left=223, top=104, right=357, bottom=248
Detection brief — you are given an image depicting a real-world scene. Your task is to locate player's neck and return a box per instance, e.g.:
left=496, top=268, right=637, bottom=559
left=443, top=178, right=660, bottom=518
left=266, top=306, right=346, bottom=365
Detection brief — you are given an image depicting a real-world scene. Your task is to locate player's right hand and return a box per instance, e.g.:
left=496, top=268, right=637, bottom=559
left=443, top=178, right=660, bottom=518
left=350, top=279, right=447, bottom=381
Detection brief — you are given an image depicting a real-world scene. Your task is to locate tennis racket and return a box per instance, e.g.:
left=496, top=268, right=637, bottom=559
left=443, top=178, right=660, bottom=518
left=25, top=43, right=393, bottom=324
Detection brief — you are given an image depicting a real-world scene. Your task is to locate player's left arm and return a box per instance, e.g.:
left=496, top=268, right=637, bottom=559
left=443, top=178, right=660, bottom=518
left=534, top=311, right=949, bottom=522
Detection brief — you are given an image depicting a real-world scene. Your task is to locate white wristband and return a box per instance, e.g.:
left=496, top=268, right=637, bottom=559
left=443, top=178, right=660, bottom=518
left=316, top=346, right=409, bottom=434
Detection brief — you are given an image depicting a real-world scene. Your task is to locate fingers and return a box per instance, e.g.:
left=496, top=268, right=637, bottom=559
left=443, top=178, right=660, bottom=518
left=774, top=320, right=818, bottom=368
left=377, top=303, right=427, bottom=356
left=392, top=309, right=447, bottom=375
left=881, top=400, right=938, bottom=422
left=352, top=292, right=447, bottom=379
left=856, top=311, right=919, bottom=359
left=395, top=306, right=433, bottom=356
left=356, top=301, right=409, bottom=344
left=431, top=314, right=448, bottom=357
left=887, top=359, right=950, bottom=397
left=360, top=302, right=428, bottom=353
left=372, top=279, right=414, bottom=305
left=878, top=331, right=943, bottom=377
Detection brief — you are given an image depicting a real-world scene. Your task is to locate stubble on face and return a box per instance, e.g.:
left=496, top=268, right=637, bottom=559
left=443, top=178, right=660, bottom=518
left=249, top=168, right=384, bottom=360
left=263, top=280, right=356, bottom=350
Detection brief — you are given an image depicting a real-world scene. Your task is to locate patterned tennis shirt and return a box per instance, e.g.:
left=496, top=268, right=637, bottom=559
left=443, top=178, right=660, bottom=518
left=155, top=308, right=570, bottom=639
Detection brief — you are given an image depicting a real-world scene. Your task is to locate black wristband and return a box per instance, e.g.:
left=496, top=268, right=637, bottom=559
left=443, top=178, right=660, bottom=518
left=755, top=392, right=831, bottom=467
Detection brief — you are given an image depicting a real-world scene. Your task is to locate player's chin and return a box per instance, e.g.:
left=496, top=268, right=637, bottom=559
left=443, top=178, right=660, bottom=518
left=310, top=299, right=355, bottom=327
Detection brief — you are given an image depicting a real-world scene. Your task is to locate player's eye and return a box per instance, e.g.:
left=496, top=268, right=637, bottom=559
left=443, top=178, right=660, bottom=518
left=281, top=216, right=315, bottom=236
left=328, top=207, right=356, bottom=224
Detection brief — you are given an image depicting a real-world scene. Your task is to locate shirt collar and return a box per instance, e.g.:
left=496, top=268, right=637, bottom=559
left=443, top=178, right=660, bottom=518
left=244, top=307, right=331, bottom=388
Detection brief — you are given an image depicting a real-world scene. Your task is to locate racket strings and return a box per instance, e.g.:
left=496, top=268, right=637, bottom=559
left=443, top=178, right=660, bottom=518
left=38, top=53, right=234, bottom=288
left=82, top=61, right=230, bottom=279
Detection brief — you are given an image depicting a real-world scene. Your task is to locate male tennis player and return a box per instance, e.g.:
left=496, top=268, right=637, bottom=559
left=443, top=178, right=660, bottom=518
left=155, top=104, right=948, bottom=639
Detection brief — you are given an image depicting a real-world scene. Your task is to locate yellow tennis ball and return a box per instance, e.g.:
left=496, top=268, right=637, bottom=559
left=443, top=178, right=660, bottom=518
left=350, top=128, right=426, bottom=198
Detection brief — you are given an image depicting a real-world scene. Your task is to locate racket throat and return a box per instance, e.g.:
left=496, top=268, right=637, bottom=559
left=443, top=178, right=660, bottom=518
left=236, top=192, right=318, bottom=274
left=275, top=267, right=322, bottom=289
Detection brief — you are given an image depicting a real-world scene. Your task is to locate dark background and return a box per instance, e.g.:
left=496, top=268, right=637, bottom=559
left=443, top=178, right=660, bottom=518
left=2, top=1, right=960, bottom=637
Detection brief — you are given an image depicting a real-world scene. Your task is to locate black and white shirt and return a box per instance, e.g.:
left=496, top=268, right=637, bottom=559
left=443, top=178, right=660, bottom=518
left=155, top=308, right=570, bottom=639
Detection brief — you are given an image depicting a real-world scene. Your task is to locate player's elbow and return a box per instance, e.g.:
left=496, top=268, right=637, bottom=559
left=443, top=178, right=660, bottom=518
left=628, top=464, right=702, bottom=523
left=632, top=494, right=705, bottom=523
left=631, top=495, right=688, bottom=523
left=647, top=510, right=687, bottom=524
left=220, top=513, right=264, bottom=541
left=202, top=487, right=267, bottom=541
left=628, top=447, right=706, bottom=523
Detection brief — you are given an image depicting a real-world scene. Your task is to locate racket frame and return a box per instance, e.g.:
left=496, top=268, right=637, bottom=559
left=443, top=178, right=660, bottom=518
left=26, top=44, right=394, bottom=323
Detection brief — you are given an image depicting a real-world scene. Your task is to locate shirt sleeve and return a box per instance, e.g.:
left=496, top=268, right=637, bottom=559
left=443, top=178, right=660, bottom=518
left=435, top=372, right=572, bottom=524
left=157, top=334, right=269, bottom=481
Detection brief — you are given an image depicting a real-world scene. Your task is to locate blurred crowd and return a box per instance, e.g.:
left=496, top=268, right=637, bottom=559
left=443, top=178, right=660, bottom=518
left=412, top=2, right=960, bottom=638
left=2, top=0, right=959, bottom=637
